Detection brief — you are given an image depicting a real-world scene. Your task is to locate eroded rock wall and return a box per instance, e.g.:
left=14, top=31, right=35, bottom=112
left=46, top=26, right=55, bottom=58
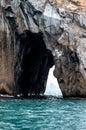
left=0, top=0, right=86, bottom=97
left=0, top=1, right=16, bottom=95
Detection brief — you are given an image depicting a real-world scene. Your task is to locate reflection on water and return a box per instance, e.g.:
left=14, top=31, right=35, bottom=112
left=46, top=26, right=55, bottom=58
left=44, top=65, right=63, bottom=98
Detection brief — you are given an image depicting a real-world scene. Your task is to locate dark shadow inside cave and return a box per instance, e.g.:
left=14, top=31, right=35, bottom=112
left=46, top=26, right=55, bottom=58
left=15, top=30, right=54, bottom=97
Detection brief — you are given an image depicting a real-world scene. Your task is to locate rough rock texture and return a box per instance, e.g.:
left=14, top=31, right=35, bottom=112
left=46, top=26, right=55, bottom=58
left=0, top=0, right=86, bottom=97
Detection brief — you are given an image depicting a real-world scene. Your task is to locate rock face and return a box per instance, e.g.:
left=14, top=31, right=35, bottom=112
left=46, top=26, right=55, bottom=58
left=0, top=0, right=86, bottom=97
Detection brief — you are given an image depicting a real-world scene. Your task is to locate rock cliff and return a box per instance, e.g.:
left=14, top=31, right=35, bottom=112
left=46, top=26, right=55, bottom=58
left=0, top=0, right=86, bottom=97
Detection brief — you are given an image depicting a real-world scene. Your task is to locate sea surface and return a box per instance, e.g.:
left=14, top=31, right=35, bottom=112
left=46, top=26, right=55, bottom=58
left=0, top=98, right=86, bottom=130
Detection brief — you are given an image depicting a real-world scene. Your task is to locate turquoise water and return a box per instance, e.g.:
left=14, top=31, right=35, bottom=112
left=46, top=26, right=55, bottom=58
left=0, top=98, right=86, bottom=130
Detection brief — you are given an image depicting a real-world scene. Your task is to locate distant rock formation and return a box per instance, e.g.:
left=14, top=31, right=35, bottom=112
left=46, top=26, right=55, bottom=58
left=0, top=0, right=86, bottom=97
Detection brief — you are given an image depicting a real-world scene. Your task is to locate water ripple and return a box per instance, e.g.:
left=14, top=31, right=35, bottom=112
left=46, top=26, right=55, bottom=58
left=0, top=99, right=86, bottom=130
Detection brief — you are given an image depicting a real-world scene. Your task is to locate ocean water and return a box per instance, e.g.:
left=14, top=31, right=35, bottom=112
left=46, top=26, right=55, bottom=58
left=0, top=98, right=86, bottom=130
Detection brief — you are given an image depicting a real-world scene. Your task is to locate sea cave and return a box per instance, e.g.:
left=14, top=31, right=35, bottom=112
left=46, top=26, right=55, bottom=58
left=14, top=30, right=54, bottom=97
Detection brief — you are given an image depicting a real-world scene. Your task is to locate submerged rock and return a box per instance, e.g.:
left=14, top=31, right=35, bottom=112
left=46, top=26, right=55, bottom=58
left=0, top=0, right=86, bottom=97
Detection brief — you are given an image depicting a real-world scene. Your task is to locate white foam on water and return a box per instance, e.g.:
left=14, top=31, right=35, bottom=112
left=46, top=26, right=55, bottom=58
left=0, top=94, right=14, bottom=98
left=44, top=65, right=63, bottom=98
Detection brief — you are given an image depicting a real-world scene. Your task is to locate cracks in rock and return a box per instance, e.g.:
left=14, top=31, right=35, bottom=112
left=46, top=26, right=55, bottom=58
left=5, top=6, right=14, bottom=14
left=68, top=0, right=81, bottom=6
left=19, top=2, right=30, bottom=30
left=20, top=0, right=42, bottom=30
left=26, top=2, right=42, bottom=28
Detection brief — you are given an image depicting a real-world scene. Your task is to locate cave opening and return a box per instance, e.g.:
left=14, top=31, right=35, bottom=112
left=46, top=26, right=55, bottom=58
left=16, top=30, right=54, bottom=97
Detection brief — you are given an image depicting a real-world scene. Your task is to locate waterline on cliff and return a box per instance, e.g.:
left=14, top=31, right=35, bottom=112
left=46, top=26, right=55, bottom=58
left=44, top=65, right=63, bottom=98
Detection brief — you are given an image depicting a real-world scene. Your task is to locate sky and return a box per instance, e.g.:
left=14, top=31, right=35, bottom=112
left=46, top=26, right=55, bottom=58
left=44, top=65, right=63, bottom=97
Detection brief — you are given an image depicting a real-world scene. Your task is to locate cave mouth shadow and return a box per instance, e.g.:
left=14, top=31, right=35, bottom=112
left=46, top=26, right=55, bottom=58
left=15, top=30, right=54, bottom=97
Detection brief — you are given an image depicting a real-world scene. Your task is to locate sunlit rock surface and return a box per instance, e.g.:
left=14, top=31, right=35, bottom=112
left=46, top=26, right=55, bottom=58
left=0, top=0, right=86, bottom=97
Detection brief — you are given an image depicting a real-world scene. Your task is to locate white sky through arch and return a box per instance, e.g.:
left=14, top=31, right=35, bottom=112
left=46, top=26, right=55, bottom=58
left=44, top=65, right=63, bottom=98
